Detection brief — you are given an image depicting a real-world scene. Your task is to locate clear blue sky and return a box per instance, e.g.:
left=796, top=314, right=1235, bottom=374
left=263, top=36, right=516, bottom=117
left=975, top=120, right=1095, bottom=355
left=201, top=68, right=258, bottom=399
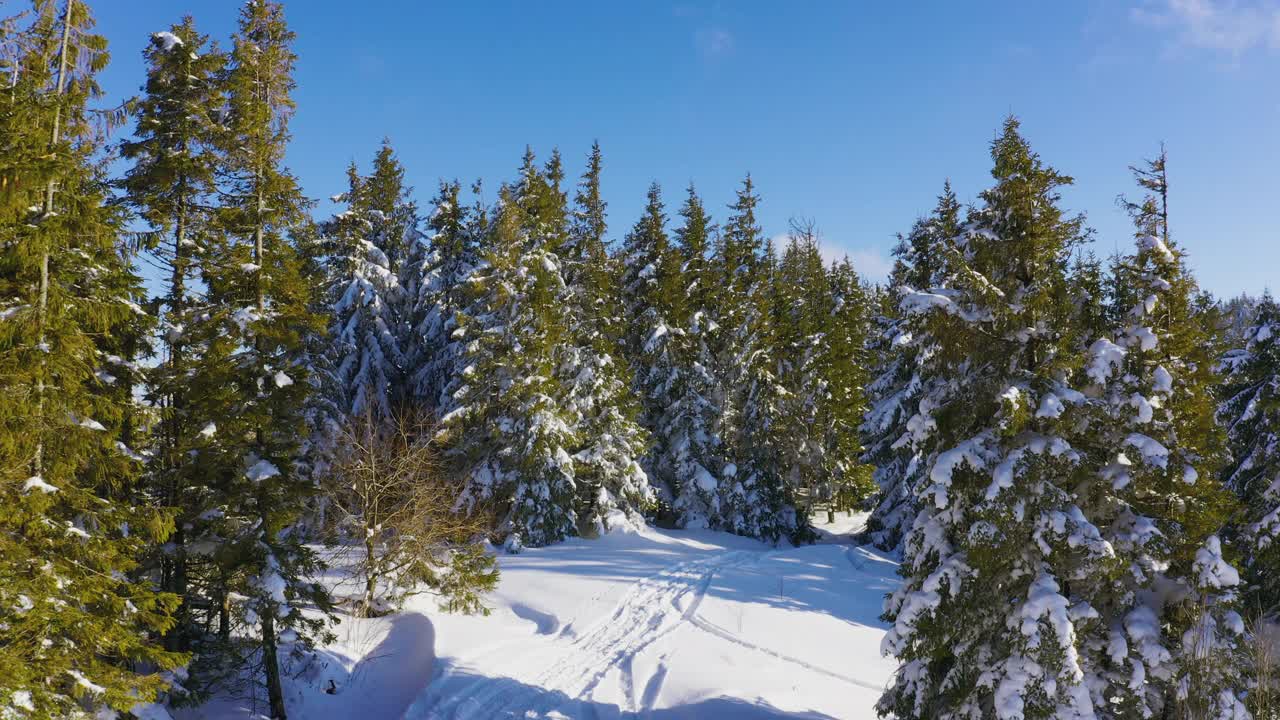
left=94, top=1, right=1278, bottom=297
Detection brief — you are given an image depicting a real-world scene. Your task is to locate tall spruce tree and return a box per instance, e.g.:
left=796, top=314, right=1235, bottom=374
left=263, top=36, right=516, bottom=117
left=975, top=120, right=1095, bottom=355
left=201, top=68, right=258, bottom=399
left=0, top=1, right=183, bottom=716
left=118, top=15, right=226, bottom=657
left=774, top=225, right=873, bottom=521
left=565, top=141, right=624, bottom=346
left=559, top=162, right=650, bottom=533
left=880, top=121, right=1248, bottom=719
left=879, top=119, right=1104, bottom=718
left=713, top=176, right=799, bottom=541
left=1221, top=294, right=1280, bottom=616
left=201, top=2, right=334, bottom=715
left=442, top=163, right=581, bottom=548
left=821, top=256, right=876, bottom=511
left=862, top=184, right=960, bottom=551
left=1100, top=150, right=1245, bottom=717
left=658, top=185, right=727, bottom=528
left=406, top=178, right=486, bottom=414
left=775, top=224, right=830, bottom=513
left=320, top=146, right=413, bottom=429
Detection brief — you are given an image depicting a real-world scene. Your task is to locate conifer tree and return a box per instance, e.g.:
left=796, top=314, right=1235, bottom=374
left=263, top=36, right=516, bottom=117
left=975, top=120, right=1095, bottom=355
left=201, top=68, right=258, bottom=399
left=862, top=184, right=959, bottom=551
left=560, top=170, right=650, bottom=533
left=714, top=176, right=799, bottom=541
left=443, top=167, right=580, bottom=548
left=659, top=185, right=727, bottom=527
left=1099, top=150, right=1245, bottom=716
left=880, top=119, right=1106, bottom=717
left=118, top=15, right=226, bottom=655
left=774, top=223, right=873, bottom=520
left=820, top=256, right=875, bottom=512
left=0, top=1, right=183, bottom=715
left=775, top=223, right=829, bottom=507
left=880, top=122, right=1248, bottom=718
left=1221, top=294, right=1280, bottom=616
left=406, top=178, right=487, bottom=415
left=320, top=147, right=412, bottom=428
left=621, top=183, right=675, bottom=363
left=198, top=3, right=334, bottom=714
left=565, top=141, right=623, bottom=345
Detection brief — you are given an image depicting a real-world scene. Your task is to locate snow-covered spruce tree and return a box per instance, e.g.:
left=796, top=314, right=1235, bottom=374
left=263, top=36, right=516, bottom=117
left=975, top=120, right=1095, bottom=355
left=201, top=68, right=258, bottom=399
left=1098, top=150, right=1245, bottom=717
left=406, top=179, right=481, bottom=412
left=714, top=176, right=799, bottom=541
left=118, top=15, right=227, bottom=656
left=1221, top=293, right=1260, bottom=352
left=564, top=141, right=625, bottom=346
left=617, top=182, right=695, bottom=511
left=862, top=183, right=960, bottom=552
left=775, top=224, right=826, bottom=514
left=320, top=149, right=410, bottom=428
left=820, top=256, right=876, bottom=512
left=1221, top=293, right=1280, bottom=614
left=557, top=157, right=650, bottom=534
left=441, top=159, right=581, bottom=548
left=881, top=122, right=1248, bottom=719
left=880, top=119, right=1114, bottom=718
left=202, top=3, right=335, bottom=715
left=774, top=224, right=874, bottom=522
left=621, top=183, right=676, bottom=366
left=0, top=2, right=184, bottom=715
left=660, top=185, right=727, bottom=528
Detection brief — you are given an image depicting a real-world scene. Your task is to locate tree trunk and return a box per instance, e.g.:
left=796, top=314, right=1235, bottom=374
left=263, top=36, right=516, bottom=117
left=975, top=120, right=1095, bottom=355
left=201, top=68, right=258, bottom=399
left=166, top=205, right=190, bottom=653
left=218, top=580, right=231, bottom=640
left=363, top=531, right=377, bottom=617
left=33, top=0, right=73, bottom=477
left=261, top=607, right=287, bottom=719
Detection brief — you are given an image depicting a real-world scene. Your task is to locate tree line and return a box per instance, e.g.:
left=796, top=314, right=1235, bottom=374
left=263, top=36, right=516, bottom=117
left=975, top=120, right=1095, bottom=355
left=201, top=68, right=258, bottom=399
left=0, top=2, right=874, bottom=717
left=9, top=1, right=1278, bottom=719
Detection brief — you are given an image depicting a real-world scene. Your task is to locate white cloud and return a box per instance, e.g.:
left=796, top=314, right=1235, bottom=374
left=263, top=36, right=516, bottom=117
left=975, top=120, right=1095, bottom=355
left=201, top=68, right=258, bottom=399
left=846, top=248, right=894, bottom=284
left=770, top=232, right=893, bottom=283
left=1133, top=0, right=1280, bottom=54
left=695, top=27, right=734, bottom=57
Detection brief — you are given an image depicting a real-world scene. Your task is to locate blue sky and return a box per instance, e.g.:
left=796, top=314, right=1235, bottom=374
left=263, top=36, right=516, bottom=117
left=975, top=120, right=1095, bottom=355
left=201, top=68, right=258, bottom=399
left=94, top=1, right=1279, bottom=297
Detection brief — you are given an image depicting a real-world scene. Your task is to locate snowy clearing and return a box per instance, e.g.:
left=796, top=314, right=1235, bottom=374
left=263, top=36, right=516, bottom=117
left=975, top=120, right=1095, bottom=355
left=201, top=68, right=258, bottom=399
left=180, top=514, right=899, bottom=719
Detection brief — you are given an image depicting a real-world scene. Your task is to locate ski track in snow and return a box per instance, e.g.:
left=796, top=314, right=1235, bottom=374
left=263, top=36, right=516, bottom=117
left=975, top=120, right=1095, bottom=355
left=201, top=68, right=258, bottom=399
left=409, top=550, right=759, bottom=719
left=685, top=614, right=882, bottom=693
left=408, top=538, right=894, bottom=719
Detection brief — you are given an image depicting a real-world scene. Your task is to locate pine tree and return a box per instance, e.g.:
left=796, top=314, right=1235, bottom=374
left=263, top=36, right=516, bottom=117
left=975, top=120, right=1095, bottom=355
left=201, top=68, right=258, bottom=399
left=320, top=147, right=412, bottom=428
left=1100, top=149, right=1245, bottom=716
left=820, top=257, right=875, bottom=513
left=443, top=169, right=580, bottom=548
left=658, top=185, right=727, bottom=528
left=561, top=165, right=650, bottom=534
left=713, top=176, right=799, bottom=541
left=862, top=184, right=960, bottom=551
left=200, top=3, right=334, bottom=714
left=118, top=15, right=227, bottom=656
left=773, top=223, right=873, bottom=522
left=620, top=183, right=675, bottom=364
left=0, top=1, right=183, bottom=715
left=880, top=119, right=1106, bottom=718
left=406, top=178, right=483, bottom=413
left=1221, top=294, right=1280, bottom=613
left=774, top=224, right=827, bottom=512
left=880, top=122, right=1249, bottom=719
left=565, top=141, right=623, bottom=345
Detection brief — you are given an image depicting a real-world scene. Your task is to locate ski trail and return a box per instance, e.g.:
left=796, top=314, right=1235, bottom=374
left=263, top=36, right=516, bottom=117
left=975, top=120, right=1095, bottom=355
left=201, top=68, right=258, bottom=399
left=685, top=614, right=884, bottom=692
left=408, top=550, right=755, bottom=720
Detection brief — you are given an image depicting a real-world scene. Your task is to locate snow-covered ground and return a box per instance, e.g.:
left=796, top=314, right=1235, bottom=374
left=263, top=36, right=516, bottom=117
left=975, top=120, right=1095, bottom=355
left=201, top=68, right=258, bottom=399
left=180, top=514, right=900, bottom=720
